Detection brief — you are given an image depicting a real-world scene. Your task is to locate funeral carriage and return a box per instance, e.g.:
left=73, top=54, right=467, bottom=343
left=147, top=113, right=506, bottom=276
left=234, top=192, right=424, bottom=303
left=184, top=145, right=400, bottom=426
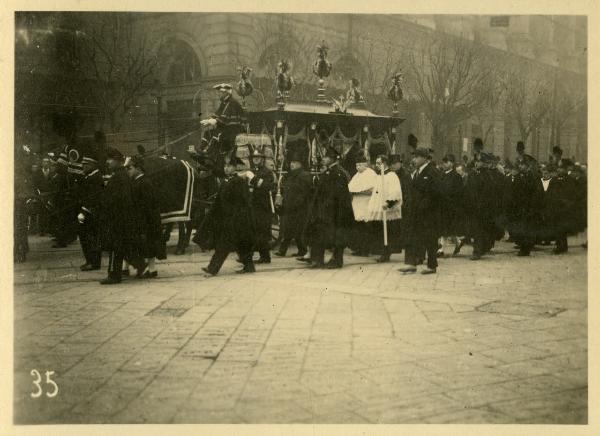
left=216, top=43, right=406, bottom=242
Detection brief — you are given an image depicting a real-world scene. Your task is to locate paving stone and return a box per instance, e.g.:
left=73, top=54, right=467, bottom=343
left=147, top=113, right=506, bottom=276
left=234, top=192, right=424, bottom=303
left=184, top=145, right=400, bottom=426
left=13, top=236, right=587, bottom=424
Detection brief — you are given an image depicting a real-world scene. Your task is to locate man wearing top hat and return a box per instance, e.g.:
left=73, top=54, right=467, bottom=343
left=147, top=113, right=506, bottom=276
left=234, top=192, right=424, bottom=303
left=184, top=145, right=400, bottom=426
left=305, top=148, right=354, bottom=269
left=201, top=157, right=256, bottom=276
left=99, top=147, right=145, bottom=284
left=506, top=156, right=544, bottom=256
left=275, top=153, right=312, bottom=258
left=464, top=152, right=501, bottom=260
left=516, top=140, right=538, bottom=171
left=248, top=146, right=276, bottom=263
left=76, top=150, right=104, bottom=271
left=200, top=83, right=245, bottom=160
left=399, top=147, right=442, bottom=274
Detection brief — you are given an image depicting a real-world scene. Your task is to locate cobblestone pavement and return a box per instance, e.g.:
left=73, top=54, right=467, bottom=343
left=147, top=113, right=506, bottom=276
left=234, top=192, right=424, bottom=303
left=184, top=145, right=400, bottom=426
left=13, top=234, right=587, bottom=424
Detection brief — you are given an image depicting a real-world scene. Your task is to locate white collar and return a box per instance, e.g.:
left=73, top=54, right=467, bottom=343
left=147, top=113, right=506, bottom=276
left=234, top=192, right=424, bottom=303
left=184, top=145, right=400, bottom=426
left=134, top=173, right=144, bottom=180
left=87, top=169, right=99, bottom=177
left=418, top=162, right=429, bottom=174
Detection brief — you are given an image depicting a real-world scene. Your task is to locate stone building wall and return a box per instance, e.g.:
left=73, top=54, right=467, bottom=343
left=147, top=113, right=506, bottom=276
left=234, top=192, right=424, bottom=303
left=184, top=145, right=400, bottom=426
left=15, top=12, right=587, bottom=161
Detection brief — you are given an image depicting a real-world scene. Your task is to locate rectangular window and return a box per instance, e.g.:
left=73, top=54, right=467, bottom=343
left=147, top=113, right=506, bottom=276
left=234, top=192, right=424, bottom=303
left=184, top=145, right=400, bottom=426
left=490, top=16, right=510, bottom=27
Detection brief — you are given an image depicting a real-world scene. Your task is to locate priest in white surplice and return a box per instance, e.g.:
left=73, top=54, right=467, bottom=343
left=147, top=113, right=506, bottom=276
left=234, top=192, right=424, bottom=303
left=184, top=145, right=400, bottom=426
left=348, top=154, right=377, bottom=256
left=367, top=154, right=403, bottom=263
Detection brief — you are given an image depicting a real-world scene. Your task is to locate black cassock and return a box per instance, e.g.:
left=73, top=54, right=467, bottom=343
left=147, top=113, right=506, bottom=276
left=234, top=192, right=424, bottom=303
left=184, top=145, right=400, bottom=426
left=403, top=162, right=442, bottom=270
left=249, top=165, right=276, bottom=259
left=305, top=163, right=354, bottom=266
left=99, top=167, right=144, bottom=279
left=505, top=171, right=544, bottom=255
left=279, top=167, right=312, bottom=255
left=131, top=174, right=165, bottom=260
left=200, top=175, right=256, bottom=274
left=77, top=169, right=104, bottom=268
left=439, top=169, right=465, bottom=237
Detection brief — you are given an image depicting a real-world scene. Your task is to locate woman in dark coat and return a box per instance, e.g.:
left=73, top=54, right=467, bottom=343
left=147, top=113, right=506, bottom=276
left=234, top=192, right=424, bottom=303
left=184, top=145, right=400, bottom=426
left=275, top=155, right=312, bottom=257
left=201, top=158, right=256, bottom=276
left=126, top=156, right=164, bottom=278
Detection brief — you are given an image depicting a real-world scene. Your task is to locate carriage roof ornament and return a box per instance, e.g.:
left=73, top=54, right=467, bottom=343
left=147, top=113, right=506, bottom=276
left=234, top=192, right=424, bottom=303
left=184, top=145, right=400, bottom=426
left=236, top=66, right=253, bottom=109
left=313, top=41, right=332, bottom=104
left=276, top=60, right=293, bottom=110
left=387, top=71, right=404, bottom=117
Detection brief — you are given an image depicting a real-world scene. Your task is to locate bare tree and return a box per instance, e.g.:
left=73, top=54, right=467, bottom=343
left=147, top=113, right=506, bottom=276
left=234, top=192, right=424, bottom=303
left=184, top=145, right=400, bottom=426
left=359, top=37, right=405, bottom=114
left=504, top=64, right=552, bottom=145
left=79, top=13, right=158, bottom=132
left=549, top=72, right=586, bottom=147
left=472, top=56, right=509, bottom=146
left=405, top=35, right=491, bottom=149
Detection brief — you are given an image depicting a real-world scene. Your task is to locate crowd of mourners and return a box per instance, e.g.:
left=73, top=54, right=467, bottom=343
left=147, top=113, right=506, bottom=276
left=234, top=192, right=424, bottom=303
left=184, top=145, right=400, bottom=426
left=14, top=132, right=588, bottom=284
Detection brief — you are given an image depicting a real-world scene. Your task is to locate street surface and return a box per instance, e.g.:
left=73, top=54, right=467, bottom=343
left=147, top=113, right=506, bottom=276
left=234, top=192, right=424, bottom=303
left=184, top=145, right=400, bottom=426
left=13, top=234, right=587, bottom=424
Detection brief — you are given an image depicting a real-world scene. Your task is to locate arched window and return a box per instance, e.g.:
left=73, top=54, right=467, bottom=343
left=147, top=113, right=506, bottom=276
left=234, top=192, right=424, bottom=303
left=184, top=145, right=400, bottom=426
left=160, top=38, right=201, bottom=85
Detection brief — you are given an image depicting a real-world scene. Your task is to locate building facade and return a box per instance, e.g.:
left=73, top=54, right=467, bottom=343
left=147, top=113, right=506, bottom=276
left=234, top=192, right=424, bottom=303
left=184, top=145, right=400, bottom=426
left=15, top=13, right=587, bottom=161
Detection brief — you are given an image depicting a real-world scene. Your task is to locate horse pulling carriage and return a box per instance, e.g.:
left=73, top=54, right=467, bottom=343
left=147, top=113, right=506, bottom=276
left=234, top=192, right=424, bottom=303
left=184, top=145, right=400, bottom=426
left=20, top=43, right=406, bottom=261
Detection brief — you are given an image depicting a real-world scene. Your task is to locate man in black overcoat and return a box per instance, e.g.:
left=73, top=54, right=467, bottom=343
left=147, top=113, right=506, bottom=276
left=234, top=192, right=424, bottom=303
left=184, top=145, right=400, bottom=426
left=275, top=154, right=312, bottom=257
left=99, top=148, right=145, bottom=284
left=248, top=148, right=276, bottom=263
left=126, top=155, right=164, bottom=278
left=506, top=159, right=544, bottom=256
left=201, top=158, right=256, bottom=276
left=399, top=147, right=442, bottom=274
left=305, top=150, right=354, bottom=269
left=463, top=153, right=499, bottom=260
left=76, top=153, right=104, bottom=271
left=544, top=161, right=578, bottom=254
left=438, top=153, right=465, bottom=256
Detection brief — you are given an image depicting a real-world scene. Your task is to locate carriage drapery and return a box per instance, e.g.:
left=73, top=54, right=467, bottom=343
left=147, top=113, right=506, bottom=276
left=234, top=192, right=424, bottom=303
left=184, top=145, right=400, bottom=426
left=246, top=101, right=404, bottom=168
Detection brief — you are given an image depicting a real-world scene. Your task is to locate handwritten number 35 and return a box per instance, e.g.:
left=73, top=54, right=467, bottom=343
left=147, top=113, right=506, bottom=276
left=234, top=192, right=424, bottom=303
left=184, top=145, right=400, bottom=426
left=30, top=370, right=58, bottom=398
